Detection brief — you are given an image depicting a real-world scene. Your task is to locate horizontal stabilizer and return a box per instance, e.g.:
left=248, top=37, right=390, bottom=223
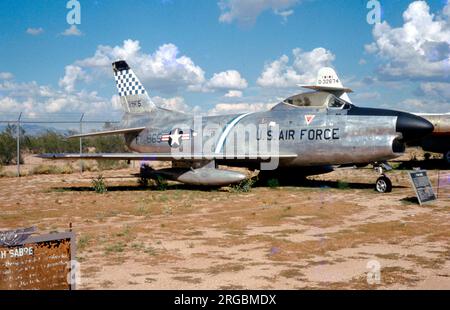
left=37, top=153, right=297, bottom=161
left=68, top=127, right=146, bottom=139
left=301, top=85, right=353, bottom=93
left=300, top=67, right=353, bottom=103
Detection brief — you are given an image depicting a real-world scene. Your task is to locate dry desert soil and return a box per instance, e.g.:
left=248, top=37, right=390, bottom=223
left=0, top=163, right=449, bottom=290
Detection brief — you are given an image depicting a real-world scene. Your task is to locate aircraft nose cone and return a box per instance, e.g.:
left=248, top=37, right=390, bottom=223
left=396, top=113, right=434, bottom=141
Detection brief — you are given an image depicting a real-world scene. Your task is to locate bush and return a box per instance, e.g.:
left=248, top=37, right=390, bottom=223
left=0, top=125, right=19, bottom=165
left=92, top=175, right=107, bottom=194
left=97, top=160, right=128, bottom=171
left=58, top=164, right=74, bottom=174
left=31, top=164, right=74, bottom=175
left=337, top=180, right=350, bottom=190
left=267, top=178, right=280, bottom=188
left=230, top=178, right=256, bottom=193
left=79, top=160, right=98, bottom=172
left=153, top=175, right=168, bottom=191
left=138, top=176, right=149, bottom=187
left=28, top=130, right=79, bottom=154
left=0, top=169, right=16, bottom=178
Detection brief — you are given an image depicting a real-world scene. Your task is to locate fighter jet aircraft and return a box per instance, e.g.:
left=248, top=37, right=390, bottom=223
left=409, top=113, right=450, bottom=164
left=39, top=61, right=434, bottom=192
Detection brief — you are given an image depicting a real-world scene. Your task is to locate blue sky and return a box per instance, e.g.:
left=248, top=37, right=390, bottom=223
left=0, top=0, right=449, bottom=121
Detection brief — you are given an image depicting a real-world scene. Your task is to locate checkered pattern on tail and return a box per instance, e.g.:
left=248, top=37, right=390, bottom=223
left=114, top=68, right=146, bottom=97
left=112, top=60, right=156, bottom=113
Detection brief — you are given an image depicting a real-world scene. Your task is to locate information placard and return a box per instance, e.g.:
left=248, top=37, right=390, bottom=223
left=0, top=231, right=75, bottom=290
left=409, top=170, right=437, bottom=205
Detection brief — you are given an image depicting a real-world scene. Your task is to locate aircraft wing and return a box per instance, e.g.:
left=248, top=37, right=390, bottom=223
left=68, top=127, right=146, bottom=139
left=37, top=153, right=298, bottom=161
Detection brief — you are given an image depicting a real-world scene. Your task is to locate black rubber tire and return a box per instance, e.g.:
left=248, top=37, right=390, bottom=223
left=375, top=176, right=392, bottom=193
left=445, top=151, right=450, bottom=165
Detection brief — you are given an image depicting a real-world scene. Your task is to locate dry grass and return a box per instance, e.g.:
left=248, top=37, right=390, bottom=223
left=0, top=166, right=448, bottom=289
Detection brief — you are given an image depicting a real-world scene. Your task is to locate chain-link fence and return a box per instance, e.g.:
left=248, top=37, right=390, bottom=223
left=0, top=112, right=121, bottom=177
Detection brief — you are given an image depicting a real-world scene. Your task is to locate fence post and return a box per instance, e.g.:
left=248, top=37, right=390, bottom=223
left=79, top=113, right=84, bottom=174
left=16, top=112, right=22, bottom=177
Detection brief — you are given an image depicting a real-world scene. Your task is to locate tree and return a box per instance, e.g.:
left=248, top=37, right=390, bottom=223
left=0, top=124, right=25, bottom=165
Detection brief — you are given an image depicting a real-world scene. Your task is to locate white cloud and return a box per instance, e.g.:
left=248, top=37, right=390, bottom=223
left=26, top=27, right=44, bottom=35
left=151, top=96, right=190, bottom=112
left=58, top=65, right=89, bottom=92
left=61, top=25, right=83, bottom=36
left=0, top=72, right=13, bottom=80
left=366, top=1, right=450, bottom=80
left=402, top=98, right=426, bottom=108
left=0, top=97, right=20, bottom=110
left=352, top=92, right=381, bottom=101
left=208, top=102, right=276, bottom=115
left=398, top=97, right=450, bottom=112
left=274, top=9, right=294, bottom=23
left=218, top=0, right=299, bottom=25
left=110, top=94, right=123, bottom=111
left=419, top=82, right=450, bottom=99
left=71, top=40, right=206, bottom=93
left=225, top=90, right=243, bottom=98
left=65, top=39, right=248, bottom=95
left=257, top=47, right=335, bottom=88
left=0, top=79, right=110, bottom=116
left=398, top=81, right=450, bottom=112
left=207, top=70, right=248, bottom=90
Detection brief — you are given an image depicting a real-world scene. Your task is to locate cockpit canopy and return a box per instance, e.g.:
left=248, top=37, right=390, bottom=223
left=282, top=91, right=351, bottom=109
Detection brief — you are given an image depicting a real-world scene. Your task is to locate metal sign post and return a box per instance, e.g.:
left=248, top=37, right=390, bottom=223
left=79, top=113, right=84, bottom=174
left=16, top=112, right=22, bottom=177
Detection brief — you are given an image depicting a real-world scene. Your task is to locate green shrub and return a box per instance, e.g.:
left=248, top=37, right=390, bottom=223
left=138, top=176, right=149, bottom=187
left=31, top=164, right=74, bottom=175
left=267, top=178, right=280, bottom=188
left=337, top=180, right=350, bottom=190
left=105, top=242, right=125, bottom=254
left=230, top=178, right=255, bottom=193
left=0, top=169, right=16, bottom=178
left=97, top=160, right=128, bottom=171
left=79, top=160, right=98, bottom=172
left=0, top=125, right=20, bottom=165
left=59, top=164, right=74, bottom=174
left=77, top=235, right=91, bottom=252
left=154, top=175, right=168, bottom=191
left=92, top=175, right=107, bottom=194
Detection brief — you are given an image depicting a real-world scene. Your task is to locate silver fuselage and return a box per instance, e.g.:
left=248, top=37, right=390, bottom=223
left=122, top=103, right=402, bottom=168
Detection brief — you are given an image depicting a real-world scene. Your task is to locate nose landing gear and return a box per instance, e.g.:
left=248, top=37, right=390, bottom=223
left=375, top=175, right=392, bottom=193
left=373, top=162, right=393, bottom=193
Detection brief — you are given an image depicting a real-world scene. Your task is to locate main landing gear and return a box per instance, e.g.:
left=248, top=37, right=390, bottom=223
left=373, top=162, right=393, bottom=193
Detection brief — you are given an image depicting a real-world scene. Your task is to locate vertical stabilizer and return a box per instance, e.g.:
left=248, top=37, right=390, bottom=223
left=112, top=60, right=156, bottom=113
